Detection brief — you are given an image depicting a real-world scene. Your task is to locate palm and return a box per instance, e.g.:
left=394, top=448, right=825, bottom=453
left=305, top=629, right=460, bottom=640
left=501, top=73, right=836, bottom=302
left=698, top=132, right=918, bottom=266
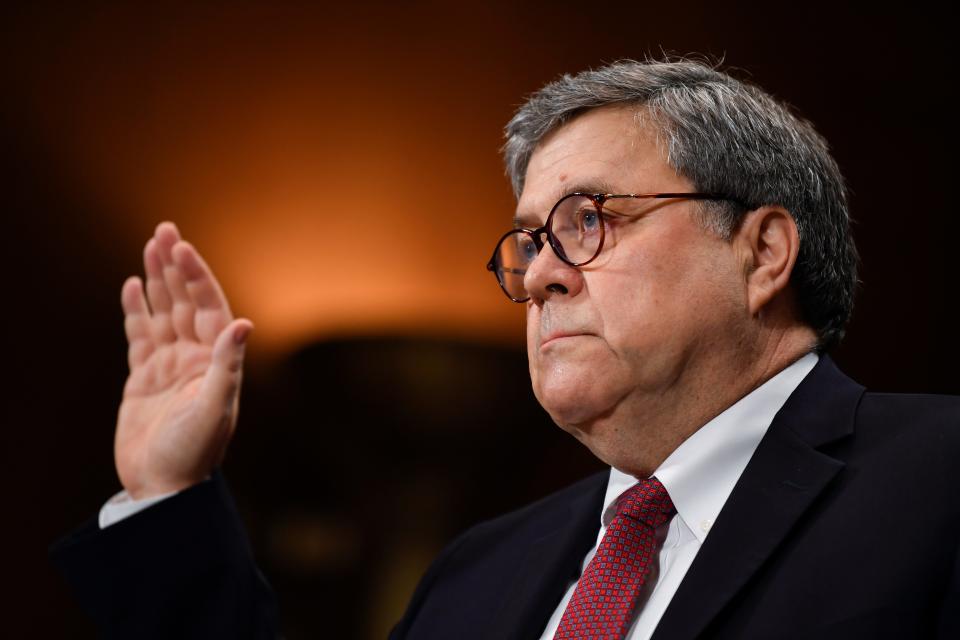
left=115, top=222, right=252, bottom=499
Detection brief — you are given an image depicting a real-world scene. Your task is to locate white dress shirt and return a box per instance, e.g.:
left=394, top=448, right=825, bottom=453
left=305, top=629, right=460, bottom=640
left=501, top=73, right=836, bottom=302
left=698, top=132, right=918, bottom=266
left=538, top=352, right=819, bottom=640
left=99, top=487, right=179, bottom=528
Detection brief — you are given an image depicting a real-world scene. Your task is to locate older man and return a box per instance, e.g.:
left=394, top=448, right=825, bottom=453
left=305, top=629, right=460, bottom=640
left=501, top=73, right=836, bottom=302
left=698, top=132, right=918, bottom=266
left=54, top=59, right=959, bottom=639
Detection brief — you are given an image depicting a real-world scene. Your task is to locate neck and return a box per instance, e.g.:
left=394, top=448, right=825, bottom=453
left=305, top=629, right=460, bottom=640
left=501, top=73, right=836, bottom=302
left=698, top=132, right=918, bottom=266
left=581, top=322, right=817, bottom=478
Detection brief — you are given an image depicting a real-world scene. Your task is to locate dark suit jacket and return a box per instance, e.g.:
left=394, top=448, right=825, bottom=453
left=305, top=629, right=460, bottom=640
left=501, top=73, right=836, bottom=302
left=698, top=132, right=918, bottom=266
left=53, top=357, right=960, bottom=639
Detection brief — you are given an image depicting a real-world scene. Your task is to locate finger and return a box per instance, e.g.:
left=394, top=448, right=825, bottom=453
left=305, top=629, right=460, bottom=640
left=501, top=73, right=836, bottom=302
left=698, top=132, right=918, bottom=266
left=197, top=319, right=253, bottom=424
left=173, top=240, right=234, bottom=344
left=121, top=276, right=155, bottom=368
left=174, top=241, right=232, bottom=312
left=154, top=223, right=199, bottom=342
left=144, top=237, right=176, bottom=343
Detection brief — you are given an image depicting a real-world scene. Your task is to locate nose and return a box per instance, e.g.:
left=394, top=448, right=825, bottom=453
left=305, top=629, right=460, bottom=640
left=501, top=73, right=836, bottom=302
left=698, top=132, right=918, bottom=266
left=523, top=239, right=584, bottom=302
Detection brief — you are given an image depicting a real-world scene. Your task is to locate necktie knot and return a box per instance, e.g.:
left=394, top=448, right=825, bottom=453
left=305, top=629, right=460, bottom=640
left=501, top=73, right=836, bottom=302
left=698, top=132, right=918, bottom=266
left=616, top=477, right=674, bottom=529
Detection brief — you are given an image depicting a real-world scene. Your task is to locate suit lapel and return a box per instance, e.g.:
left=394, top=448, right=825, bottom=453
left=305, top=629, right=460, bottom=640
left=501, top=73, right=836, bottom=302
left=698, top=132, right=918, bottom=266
left=487, top=472, right=607, bottom=640
left=651, top=356, right=864, bottom=640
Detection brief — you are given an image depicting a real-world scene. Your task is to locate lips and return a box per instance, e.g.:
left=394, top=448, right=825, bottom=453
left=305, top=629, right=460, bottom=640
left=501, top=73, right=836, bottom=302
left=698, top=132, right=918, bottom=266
left=540, top=331, right=591, bottom=348
left=536, top=307, right=594, bottom=349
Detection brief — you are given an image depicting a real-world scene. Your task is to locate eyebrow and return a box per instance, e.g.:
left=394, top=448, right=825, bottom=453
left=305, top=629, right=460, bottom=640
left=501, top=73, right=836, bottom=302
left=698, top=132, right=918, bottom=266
left=512, top=179, right=622, bottom=228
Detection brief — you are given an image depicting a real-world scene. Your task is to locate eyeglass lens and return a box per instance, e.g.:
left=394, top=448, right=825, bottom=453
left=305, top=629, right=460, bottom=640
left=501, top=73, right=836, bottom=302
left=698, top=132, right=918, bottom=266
left=491, top=195, right=604, bottom=301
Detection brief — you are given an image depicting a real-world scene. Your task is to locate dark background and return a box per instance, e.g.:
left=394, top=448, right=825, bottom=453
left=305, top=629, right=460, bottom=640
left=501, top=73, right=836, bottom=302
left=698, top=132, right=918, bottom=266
left=2, top=2, right=955, bottom=638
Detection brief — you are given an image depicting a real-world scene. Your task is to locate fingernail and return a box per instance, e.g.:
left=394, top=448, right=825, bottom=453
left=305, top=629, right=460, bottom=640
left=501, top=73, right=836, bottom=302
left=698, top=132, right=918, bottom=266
left=234, top=324, right=252, bottom=345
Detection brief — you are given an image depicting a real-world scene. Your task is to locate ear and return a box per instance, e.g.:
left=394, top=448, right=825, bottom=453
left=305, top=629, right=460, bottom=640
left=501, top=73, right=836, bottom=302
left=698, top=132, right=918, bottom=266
left=736, top=206, right=800, bottom=316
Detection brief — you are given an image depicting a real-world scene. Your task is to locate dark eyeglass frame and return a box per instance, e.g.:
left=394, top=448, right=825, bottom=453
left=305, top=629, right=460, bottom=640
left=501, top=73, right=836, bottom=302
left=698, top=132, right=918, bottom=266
left=486, top=192, right=747, bottom=303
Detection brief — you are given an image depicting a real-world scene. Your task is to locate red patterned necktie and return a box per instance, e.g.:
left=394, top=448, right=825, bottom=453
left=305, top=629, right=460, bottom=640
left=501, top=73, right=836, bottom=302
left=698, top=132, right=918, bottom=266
left=554, top=477, right=675, bottom=640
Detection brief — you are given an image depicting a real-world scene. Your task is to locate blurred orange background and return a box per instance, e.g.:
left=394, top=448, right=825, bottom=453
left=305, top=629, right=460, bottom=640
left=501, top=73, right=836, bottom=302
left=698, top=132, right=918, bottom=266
left=7, top=2, right=535, bottom=353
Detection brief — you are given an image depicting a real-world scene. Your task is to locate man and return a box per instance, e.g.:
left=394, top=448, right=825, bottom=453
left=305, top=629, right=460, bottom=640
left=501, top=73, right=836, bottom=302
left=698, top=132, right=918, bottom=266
left=53, top=59, right=959, bottom=638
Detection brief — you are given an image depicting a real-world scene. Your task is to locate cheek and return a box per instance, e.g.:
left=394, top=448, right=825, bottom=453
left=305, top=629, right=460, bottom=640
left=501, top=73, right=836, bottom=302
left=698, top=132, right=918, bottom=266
left=592, top=239, right=744, bottom=362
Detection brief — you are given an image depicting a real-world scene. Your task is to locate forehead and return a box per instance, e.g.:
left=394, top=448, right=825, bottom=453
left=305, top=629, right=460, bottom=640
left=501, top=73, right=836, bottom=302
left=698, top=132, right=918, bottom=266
left=515, top=105, right=683, bottom=225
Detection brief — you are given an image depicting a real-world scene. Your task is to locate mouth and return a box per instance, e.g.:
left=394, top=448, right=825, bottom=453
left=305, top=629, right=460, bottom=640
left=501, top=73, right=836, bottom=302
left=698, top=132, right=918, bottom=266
left=540, top=332, right=592, bottom=348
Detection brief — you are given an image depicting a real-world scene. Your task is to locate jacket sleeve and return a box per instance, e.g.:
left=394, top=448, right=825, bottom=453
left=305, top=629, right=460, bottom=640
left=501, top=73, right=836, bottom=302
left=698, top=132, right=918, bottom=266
left=50, top=472, right=279, bottom=639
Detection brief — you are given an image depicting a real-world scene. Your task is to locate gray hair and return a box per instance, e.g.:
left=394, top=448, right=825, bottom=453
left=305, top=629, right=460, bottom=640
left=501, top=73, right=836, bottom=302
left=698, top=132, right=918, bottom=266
left=503, top=59, right=858, bottom=351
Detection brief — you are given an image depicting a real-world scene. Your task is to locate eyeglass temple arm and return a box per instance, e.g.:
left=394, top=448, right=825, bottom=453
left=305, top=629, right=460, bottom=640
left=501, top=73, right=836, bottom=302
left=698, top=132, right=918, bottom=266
left=486, top=261, right=527, bottom=277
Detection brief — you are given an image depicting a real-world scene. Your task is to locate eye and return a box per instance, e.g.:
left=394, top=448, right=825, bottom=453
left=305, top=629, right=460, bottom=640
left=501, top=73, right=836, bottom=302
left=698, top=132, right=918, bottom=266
left=576, top=208, right=603, bottom=235
left=516, top=234, right=538, bottom=262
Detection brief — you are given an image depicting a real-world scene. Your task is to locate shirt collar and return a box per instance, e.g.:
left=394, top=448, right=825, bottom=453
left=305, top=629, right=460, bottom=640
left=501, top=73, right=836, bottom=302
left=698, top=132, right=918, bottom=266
left=600, top=352, right=819, bottom=543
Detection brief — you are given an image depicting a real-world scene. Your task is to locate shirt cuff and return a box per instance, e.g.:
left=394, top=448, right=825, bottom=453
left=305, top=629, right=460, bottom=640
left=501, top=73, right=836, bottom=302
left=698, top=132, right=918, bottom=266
left=98, top=488, right=180, bottom=529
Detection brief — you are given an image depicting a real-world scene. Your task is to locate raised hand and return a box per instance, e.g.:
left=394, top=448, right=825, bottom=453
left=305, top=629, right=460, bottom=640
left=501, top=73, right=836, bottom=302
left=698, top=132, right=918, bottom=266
left=114, top=222, right=253, bottom=499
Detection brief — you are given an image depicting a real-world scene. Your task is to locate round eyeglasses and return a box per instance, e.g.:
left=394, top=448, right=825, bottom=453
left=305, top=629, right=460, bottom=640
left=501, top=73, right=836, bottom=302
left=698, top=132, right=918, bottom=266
left=486, top=192, right=743, bottom=302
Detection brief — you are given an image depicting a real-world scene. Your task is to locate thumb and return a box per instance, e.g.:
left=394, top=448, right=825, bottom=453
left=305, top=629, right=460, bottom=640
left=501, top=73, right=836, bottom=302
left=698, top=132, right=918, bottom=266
left=200, top=318, right=253, bottom=405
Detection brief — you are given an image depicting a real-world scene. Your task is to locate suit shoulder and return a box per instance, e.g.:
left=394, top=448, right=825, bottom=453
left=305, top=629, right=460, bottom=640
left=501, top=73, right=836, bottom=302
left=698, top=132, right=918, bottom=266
left=858, top=390, right=960, bottom=432
left=458, top=470, right=608, bottom=542
left=412, top=470, right=607, bottom=580
left=389, top=471, right=607, bottom=638
left=851, top=391, right=960, bottom=471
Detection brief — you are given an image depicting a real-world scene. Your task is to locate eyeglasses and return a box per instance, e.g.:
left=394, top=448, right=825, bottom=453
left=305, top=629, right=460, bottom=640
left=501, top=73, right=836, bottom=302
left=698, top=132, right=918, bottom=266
left=486, top=192, right=744, bottom=302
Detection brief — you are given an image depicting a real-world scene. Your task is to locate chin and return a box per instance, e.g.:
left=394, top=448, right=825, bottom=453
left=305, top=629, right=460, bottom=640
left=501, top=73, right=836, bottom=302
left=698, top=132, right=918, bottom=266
left=530, top=346, right=626, bottom=424
left=534, top=375, right=619, bottom=432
